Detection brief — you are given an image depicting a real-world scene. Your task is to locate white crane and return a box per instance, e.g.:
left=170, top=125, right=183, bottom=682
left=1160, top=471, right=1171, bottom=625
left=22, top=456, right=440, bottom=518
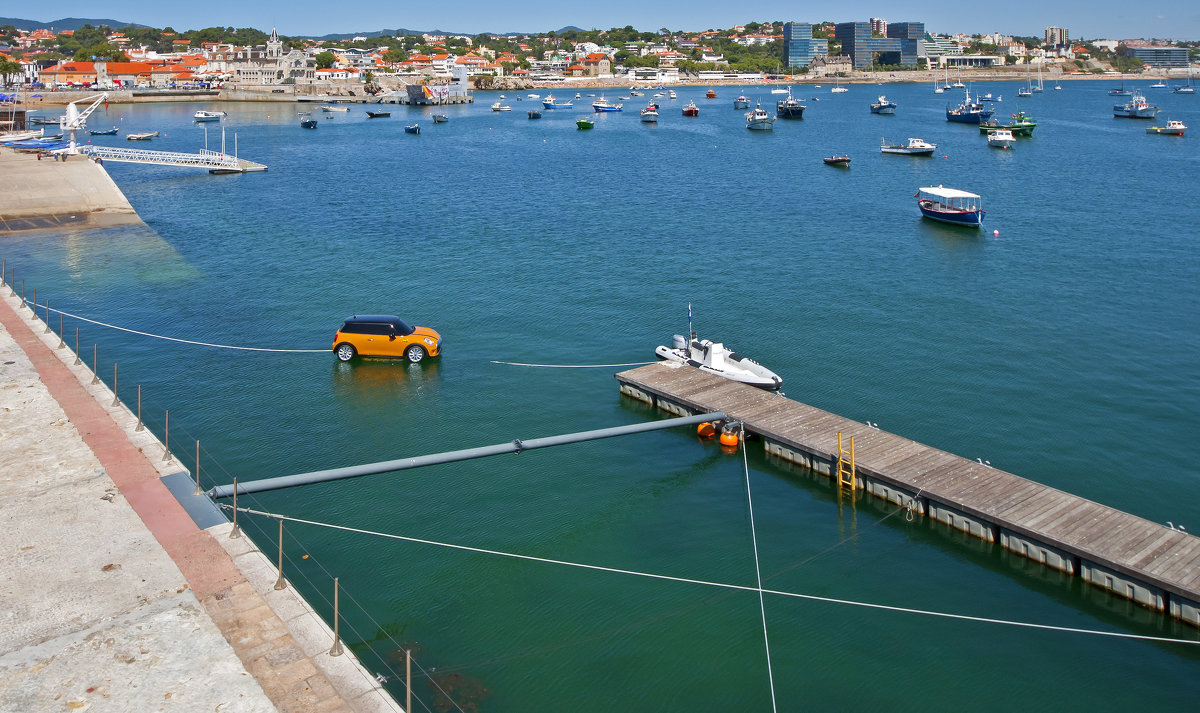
left=59, top=92, right=108, bottom=153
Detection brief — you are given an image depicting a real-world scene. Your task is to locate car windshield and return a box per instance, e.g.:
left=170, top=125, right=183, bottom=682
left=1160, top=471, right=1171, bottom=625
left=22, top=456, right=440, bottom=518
left=392, top=320, right=414, bottom=336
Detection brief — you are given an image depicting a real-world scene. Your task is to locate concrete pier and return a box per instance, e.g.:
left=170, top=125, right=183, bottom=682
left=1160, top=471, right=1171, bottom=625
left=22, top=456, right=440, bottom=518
left=0, top=285, right=403, bottom=711
left=616, top=362, right=1200, bottom=628
left=0, top=148, right=140, bottom=233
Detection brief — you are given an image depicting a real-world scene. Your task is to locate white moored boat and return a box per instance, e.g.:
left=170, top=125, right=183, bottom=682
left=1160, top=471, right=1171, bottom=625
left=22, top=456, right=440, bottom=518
left=193, top=110, right=226, bottom=122
left=654, top=306, right=782, bottom=390
left=656, top=335, right=783, bottom=390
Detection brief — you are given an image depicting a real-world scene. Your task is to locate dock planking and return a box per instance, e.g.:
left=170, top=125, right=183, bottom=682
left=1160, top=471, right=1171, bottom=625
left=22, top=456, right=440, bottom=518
left=616, top=361, right=1200, bottom=627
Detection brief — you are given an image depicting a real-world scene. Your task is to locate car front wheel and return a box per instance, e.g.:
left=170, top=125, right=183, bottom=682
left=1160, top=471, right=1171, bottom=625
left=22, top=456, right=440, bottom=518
left=405, top=345, right=426, bottom=363
left=335, top=343, right=356, bottom=362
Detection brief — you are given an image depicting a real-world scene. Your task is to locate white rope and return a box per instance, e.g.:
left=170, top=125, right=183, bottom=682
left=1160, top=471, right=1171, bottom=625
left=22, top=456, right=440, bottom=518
left=27, top=300, right=327, bottom=352
left=490, top=360, right=656, bottom=368
left=225, top=506, right=1200, bottom=647
left=740, top=423, right=778, bottom=713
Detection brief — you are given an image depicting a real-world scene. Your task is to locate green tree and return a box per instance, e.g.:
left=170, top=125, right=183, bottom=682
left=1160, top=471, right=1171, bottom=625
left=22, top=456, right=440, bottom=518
left=314, top=51, right=336, bottom=69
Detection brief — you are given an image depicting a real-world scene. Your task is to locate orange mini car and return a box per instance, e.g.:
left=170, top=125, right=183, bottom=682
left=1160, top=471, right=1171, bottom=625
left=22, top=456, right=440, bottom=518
left=332, top=315, right=441, bottom=363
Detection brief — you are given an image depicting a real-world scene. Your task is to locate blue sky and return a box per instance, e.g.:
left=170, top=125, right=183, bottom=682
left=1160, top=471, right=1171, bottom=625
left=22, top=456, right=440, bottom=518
left=12, top=1, right=1200, bottom=40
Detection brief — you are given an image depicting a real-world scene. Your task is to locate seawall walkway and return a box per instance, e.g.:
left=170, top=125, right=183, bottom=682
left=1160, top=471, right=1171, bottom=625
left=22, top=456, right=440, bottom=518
left=0, top=277, right=401, bottom=710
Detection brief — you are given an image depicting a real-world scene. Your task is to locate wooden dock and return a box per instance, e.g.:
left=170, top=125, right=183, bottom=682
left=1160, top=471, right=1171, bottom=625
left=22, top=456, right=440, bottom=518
left=616, top=362, right=1200, bottom=627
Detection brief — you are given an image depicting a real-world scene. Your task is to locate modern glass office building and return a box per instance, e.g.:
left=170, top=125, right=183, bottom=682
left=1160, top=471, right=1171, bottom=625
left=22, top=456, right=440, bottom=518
left=834, top=21, right=921, bottom=69
left=783, top=22, right=829, bottom=68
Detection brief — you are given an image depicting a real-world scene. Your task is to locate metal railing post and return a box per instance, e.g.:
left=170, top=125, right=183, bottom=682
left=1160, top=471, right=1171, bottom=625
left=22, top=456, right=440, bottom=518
left=57, top=313, right=65, bottom=348
left=20, top=280, right=26, bottom=309
left=274, top=520, right=287, bottom=590
left=329, top=578, right=344, bottom=656
left=91, top=344, right=100, bottom=385
left=73, top=328, right=81, bottom=365
left=193, top=441, right=203, bottom=495
left=135, top=385, right=143, bottom=431
left=162, top=410, right=171, bottom=462
left=230, top=476, right=240, bottom=538
left=43, top=300, right=51, bottom=333
left=111, top=364, right=120, bottom=406
left=406, top=649, right=412, bottom=712
left=29, top=288, right=34, bottom=315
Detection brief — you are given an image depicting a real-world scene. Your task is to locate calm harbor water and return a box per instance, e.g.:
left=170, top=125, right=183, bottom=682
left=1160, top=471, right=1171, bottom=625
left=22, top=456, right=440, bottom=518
left=5, top=80, right=1200, bottom=710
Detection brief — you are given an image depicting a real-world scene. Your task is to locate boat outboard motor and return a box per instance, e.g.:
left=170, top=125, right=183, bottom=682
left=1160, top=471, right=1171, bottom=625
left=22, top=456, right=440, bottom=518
left=672, top=334, right=687, bottom=351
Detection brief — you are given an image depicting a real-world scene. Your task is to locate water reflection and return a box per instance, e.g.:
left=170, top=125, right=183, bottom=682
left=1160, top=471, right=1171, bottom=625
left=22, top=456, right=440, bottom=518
left=329, top=358, right=440, bottom=407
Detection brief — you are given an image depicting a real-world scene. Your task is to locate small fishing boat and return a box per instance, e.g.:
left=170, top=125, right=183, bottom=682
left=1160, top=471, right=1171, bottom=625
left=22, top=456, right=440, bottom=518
left=576, top=118, right=594, bottom=130
left=869, top=95, right=897, bottom=114
left=542, top=94, right=573, bottom=109
left=88, top=127, right=119, bottom=136
left=1113, top=91, right=1159, bottom=119
left=979, top=92, right=1001, bottom=102
left=916, top=185, right=985, bottom=228
left=655, top=311, right=782, bottom=390
left=432, top=114, right=449, bottom=123
left=770, top=87, right=790, bottom=95
left=366, top=110, right=390, bottom=118
left=404, top=124, right=419, bottom=134
left=126, top=131, right=158, bottom=140
left=1149, top=80, right=1168, bottom=89
left=745, top=102, right=775, bottom=130
left=775, top=91, right=805, bottom=119
left=681, top=100, right=699, bottom=117
left=946, top=87, right=993, bottom=123
left=527, top=109, right=541, bottom=119
left=193, top=110, right=226, bottom=122
left=734, top=92, right=751, bottom=109
left=1146, top=119, right=1187, bottom=136
left=640, top=105, right=658, bottom=122
left=986, top=128, right=1015, bottom=149
left=592, top=97, right=622, bottom=112
left=300, top=117, right=318, bottom=129
left=491, top=102, right=511, bottom=112
left=823, top=155, right=851, bottom=166
left=320, top=105, right=349, bottom=112
left=979, top=110, right=1036, bottom=136
left=706, top=88, right=717, bottom=98
left=668, top=90, right=677, bottom=99
left=881, top=137, right=936, bottom=156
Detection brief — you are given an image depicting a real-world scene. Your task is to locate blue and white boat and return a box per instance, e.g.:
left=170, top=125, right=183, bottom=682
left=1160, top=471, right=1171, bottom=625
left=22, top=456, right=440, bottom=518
left=946, top=88, right=993, bottom=123
left=592, top=96, right=622, bottom=112
left=869, top=95, right=897, bottom=114
left=775, top=90, right=805, bottom=118
left=917, top=185, right=985, bottom=228
left=1113, top=91, right=1159, bottom=119
left=734, top=91, right=751, bottom=109
left=541, top=94, right=573, bottom=109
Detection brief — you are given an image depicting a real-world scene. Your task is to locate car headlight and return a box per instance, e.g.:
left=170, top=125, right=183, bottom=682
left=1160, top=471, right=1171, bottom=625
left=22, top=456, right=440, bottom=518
left=424, top=337, right=434, bottom=346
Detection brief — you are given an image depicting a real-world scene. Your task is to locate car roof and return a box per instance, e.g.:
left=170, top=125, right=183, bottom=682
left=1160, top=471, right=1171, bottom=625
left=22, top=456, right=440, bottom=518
left=343, top=314, right=405, bottom=324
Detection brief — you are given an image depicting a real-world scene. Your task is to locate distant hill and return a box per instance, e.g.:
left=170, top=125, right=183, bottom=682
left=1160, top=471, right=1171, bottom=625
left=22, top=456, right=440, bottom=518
left=0, top=17, right=146, bottom=31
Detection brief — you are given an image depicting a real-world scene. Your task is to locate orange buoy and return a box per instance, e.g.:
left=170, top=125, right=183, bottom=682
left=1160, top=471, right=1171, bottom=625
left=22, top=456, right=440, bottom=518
left=719, top=430, right=740, bottom=448
left=697, top=422, right=717, bottom=439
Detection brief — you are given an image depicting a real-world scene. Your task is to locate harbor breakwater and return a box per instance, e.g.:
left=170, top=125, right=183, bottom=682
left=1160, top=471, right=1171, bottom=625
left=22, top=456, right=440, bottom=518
left=0, top=149, right=140, bottom=232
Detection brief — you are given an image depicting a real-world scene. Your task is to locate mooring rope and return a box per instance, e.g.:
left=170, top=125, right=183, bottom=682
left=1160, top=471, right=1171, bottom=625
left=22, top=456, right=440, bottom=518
left=223, top=505, right=1200, bottom=648
left=739, top=423, right=778, bottom=713
left=25, top=300, right=328, bottom=353
left=490, top=360, right=656, bottom=368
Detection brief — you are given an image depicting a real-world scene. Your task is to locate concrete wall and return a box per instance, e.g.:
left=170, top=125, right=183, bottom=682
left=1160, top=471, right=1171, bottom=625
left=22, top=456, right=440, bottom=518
left=0, top=149, right=140, bottom=232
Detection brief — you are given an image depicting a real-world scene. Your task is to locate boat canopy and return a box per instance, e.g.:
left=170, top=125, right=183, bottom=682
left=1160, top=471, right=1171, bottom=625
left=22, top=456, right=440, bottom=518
left=919, top=185, right=980, bottom=201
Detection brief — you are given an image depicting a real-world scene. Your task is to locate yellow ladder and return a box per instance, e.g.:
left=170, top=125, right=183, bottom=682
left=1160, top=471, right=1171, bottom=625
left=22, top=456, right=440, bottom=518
left=836, top=432, right=856, bottom=490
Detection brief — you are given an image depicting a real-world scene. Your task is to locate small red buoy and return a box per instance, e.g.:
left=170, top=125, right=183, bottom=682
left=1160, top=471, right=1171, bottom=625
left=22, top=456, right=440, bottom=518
left=993, top=230, right=999, bottom=237
left=719, top=430, right=740, bottom=448
left=697, top=422, right=717, bottom=439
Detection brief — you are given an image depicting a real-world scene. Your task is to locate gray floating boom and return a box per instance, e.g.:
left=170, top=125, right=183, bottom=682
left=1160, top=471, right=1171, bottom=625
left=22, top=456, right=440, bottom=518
left=209, top=411, right=726, bottom=498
